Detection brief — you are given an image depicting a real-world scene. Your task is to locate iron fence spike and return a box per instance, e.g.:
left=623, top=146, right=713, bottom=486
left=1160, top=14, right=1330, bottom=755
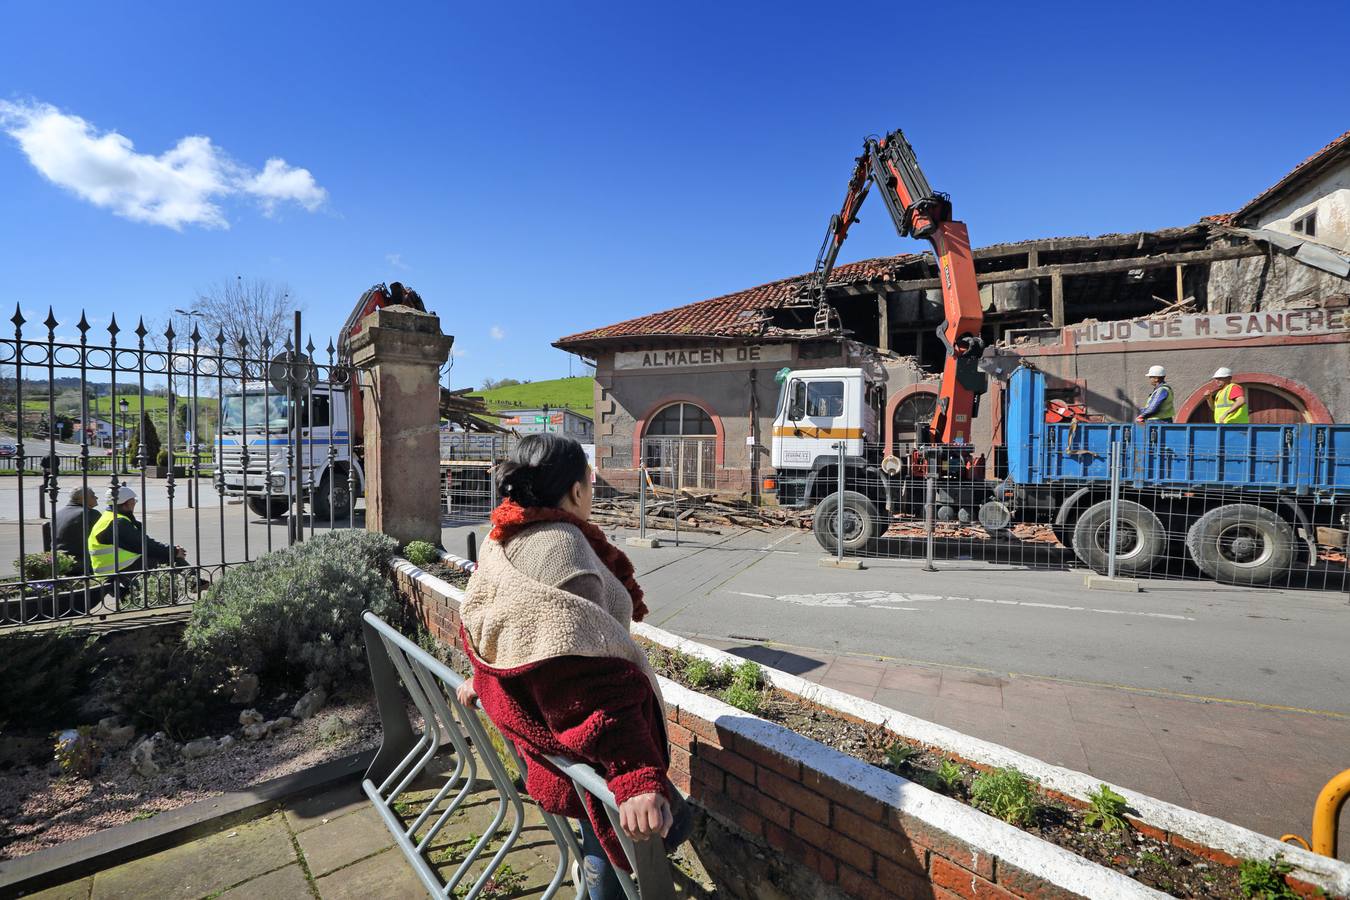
left=77, top=311, right=91, bottom=334
left=11, top=304, right=24, bottom=328
left=44, top=307, right=59, bottom=334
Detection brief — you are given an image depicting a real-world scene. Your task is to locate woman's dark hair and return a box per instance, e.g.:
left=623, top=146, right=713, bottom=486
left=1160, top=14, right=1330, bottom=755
left=495, top=433, right=589, bottom=508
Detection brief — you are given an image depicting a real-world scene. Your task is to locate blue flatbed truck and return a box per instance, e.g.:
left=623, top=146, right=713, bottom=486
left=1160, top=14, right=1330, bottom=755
left=998, top=366, right=1350, bottom=585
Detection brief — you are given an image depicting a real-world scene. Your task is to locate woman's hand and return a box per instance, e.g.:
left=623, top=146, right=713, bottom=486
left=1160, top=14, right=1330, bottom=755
left=618, top=792, right=673, bottom=842
left=455, top=679, right=477, bottom=708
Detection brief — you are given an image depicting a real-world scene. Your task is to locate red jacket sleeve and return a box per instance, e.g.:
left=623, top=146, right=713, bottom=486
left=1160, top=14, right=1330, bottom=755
left=521, top=655, right=669, bottom=806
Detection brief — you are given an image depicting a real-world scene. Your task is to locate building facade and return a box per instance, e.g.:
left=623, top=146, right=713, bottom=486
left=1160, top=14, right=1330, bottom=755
left=557, top=132, right=1350, bottom=498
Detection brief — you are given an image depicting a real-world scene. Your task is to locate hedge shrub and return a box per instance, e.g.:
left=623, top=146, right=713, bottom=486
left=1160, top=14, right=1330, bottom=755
left=0, top=627, right=99, bottom=730
left=184, top=530, right=399, bottom=690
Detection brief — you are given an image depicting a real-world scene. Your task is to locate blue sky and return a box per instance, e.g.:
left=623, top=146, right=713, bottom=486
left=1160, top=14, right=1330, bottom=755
left=1, top=0, right=1346, bottom=390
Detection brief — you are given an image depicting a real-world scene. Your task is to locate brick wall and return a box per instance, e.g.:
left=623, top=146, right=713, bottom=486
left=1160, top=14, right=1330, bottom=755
left=392, top=560, right=1350, bottom=900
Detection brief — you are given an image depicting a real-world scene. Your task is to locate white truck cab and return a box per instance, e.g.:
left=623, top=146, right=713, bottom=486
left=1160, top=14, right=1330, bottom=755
left=215, top=381, right=362, bottom=520
left=769, top=367, right=884, bottom=510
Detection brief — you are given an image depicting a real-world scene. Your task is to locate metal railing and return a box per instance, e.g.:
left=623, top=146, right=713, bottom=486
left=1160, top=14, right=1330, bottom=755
left=362, top=611, right=671, bottom=899
left=0, top=307, right=359, bottom=626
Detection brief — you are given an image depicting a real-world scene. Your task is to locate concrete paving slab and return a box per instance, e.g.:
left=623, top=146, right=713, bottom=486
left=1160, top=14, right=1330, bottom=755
left=22, top=876, right=94, bottom=900
left=90, top=813, right=296, bottom=900
left=283, top=781, right=368, bottom=833
left=219, top=863, right=310, bottom=899
left=295, top=806, right=394, bottom=878
left=313, top=847, right=426, bottom=900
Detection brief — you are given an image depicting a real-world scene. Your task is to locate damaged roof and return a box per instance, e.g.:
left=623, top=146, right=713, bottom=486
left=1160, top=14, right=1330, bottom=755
left=1227, top=128, right=1350, bottom=224
left=555, top=255, right=920, bottom=349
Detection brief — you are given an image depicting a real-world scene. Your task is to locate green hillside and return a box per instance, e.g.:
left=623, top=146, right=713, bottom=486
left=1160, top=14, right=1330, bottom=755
left=471, top=377, right=595, bottom=419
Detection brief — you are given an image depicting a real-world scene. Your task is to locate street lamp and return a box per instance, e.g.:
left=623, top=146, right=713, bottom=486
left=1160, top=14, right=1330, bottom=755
left=118, top=398, right=129, bottom=474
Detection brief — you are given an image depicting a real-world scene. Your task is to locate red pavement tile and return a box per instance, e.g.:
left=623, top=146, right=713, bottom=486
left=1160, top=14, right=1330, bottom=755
left=930, top=707, right=1009, bottom=745
left=1080, top=744, right=1192, bottom=804
left=1071, top=723, right=1167, bottom=762
left=936, top=676, right=1004, bottom=708
left=871, top=688, right=938, bottom=721
left=819, top=677, right=880, bottom=701
left=823, top=659, right=888, bottom=687
left=878, top=665, right=943, bottom=695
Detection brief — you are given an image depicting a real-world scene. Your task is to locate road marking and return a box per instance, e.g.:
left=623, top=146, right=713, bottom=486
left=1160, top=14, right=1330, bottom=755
left=679, top=631, right=1350, bottom=720
left=746, top=589, right=1196, bottom=621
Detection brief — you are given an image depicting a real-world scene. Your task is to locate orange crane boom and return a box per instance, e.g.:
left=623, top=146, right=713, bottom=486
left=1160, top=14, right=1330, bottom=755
left=812, top=129, right=987, bottom=445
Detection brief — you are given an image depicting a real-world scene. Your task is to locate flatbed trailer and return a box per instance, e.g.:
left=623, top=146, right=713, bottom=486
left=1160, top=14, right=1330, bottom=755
left=1002, top=366, right=1349, bottom=584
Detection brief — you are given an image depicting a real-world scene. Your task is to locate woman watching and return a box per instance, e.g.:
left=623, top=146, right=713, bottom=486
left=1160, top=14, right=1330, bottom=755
left=456, top=433, right=689, bottom=899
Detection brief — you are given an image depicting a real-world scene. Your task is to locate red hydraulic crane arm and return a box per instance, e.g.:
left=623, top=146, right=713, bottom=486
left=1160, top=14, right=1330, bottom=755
left=812, top=129, right=987, bottom=445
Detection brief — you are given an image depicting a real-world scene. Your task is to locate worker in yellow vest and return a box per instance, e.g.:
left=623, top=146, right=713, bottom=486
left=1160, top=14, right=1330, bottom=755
left=1208, top=367, right=1249, bottom=424
left=1135, top=365, right=1175, bottom=423
left=87, top=485, right=185, bottom=589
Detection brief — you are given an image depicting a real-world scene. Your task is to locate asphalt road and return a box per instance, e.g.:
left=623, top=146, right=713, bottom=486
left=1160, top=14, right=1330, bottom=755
left=443, top=520, right=1350, bottom=717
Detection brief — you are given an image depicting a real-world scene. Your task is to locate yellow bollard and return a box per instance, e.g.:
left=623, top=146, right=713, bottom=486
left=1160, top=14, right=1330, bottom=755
left=1281, top=768, right=1350, bottom=859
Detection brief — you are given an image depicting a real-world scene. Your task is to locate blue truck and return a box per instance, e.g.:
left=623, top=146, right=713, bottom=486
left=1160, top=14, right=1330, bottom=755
left=1000, top=366, right=1350, bottom=585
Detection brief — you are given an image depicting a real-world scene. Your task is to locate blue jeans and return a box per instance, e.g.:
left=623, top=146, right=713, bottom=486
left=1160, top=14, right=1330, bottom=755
left=575, top=789, right=693, bottom=900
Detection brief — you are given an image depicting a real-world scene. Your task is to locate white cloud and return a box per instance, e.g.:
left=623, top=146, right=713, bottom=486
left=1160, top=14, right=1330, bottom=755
left=385, top=252, right=408, bottom=270
left=0, top=99, right=327, bottom=230
left=243, top=158, right=326, bottom=215
left=489, top=325, right=505, bottom=340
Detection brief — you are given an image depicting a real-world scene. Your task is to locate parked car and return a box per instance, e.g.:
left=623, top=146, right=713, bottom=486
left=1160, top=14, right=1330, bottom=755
left=0, top=444, right=16, bottom=458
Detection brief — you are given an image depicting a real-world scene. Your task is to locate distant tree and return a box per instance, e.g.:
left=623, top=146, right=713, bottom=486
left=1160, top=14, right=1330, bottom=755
left=481, top=377, right=522, bottom=391
left=194, top=277, right=299, bottom=368
left=130, top=412, right=161, bottom=468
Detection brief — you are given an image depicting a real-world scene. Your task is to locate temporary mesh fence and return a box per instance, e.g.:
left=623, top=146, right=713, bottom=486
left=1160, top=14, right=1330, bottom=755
left=801, top=438, right=1348, bottom=592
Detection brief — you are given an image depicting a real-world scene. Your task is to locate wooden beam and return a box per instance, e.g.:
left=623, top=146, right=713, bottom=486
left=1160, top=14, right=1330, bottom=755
left=1175, top=263, right=1184, bottom=305
left=877, top=295, right=889, bottom=352
left=876, top=243, right=1262, bottom=292
left=1050, top=273, right=1065, bottom=328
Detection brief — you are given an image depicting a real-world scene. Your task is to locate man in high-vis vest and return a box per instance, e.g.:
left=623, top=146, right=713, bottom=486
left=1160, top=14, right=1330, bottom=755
left=1208, top=367, right=1249, bottom=424
left=1134, top=365, right=1175, bottom=423
left=88, top=485, right=184, bottom=590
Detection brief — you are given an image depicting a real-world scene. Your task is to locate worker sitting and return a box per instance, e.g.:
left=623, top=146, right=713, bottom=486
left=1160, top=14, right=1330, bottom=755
left=87, top=485, right=193, bottom=597
left=1134, top=365, right=1175, bottom=423
left=1208, top=367, right=1249, bottom=424
left=43, top=486, right=100, bottom=575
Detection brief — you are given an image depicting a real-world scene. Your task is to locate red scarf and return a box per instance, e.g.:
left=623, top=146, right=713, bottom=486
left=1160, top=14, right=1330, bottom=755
left=488, top=499, right=648, bottom=622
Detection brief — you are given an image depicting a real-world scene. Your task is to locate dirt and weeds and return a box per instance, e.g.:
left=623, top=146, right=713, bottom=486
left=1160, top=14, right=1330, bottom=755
left=644, top=643, right=1293, bottom=900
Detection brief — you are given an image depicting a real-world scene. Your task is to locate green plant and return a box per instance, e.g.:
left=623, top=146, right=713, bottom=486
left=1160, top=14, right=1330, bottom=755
left=684, top=657, right=718, bottom=688
left=120, top=642, right=228, bottom=740
left=1238, top=854, right=1296, bottom=899
left=14, top=550, right=78, bottom=581
left=403, top=540, right=439, bottom=568
left=884, top=742, right=919, bottom=770
left=476, top=863, right=526, bottom=900
left=970, top=767, right=1039, bottom=827
left=155, top=447, right=169, bottom=468
left=0, top=627, right=98, bottom=730
left=53, top=726, right=102, bottom=779
left=1083, top=783, right=1130, bottom=833
left=718, top=660, right=765, bottom=713
left=126, top=569, right=204, bottom=610
left=937, top=759, right=964, bottom=792
left=184, top=530, right=399, bottom=690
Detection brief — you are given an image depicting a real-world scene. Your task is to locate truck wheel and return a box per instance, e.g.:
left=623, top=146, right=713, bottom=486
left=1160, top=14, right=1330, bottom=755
left=311, top=471, right=352, bottom=522
left=1185, top=504, right=1294, bottom=586
left=1071, top=499, right=1165, bottom=576
left=814, top=491, right=877, bottom=555
left=246, top=496, right=289, bottom=519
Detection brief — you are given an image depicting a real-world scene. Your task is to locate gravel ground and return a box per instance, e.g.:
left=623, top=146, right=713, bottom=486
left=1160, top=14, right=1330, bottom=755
left=0, top=695, right=382, bottom=860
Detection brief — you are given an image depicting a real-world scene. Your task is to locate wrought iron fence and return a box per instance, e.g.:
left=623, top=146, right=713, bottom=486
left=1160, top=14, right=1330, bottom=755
left=0, top=306, right=360, bottom=627
left=799, top=438, right=1349, bottom=592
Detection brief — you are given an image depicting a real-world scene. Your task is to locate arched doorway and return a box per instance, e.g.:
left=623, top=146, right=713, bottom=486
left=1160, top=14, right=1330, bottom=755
left=1176, top=374, right=1330, bottom=425
left=642, top=401, right=718, bottom=489
left=887, top=387, right=939, bottom=451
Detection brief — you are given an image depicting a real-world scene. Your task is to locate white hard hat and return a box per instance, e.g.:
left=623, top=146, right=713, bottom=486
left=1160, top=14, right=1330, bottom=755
left=108, top=484, right=137, bottom=505
left=1146, top=365, right=1166, bottom=378
left=1213, top=367, right=1233, bottom=378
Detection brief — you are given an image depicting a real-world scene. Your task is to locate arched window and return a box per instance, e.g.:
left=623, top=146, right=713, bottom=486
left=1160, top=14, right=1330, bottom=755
left=892, top=391, right=938, bottom=445
left=644, top=402, right=716, bottom=437
left=1177, top=375, right=1329, bottom=425
left=643, top=402, right=716, bottom=488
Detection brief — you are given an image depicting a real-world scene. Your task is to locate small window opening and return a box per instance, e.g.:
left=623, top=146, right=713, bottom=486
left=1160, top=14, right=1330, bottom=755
left=1293, top=210, right=1317, bottom=237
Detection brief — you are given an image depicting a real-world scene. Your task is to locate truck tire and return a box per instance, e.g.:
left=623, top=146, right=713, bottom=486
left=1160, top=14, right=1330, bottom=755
left=814, top=491, right=877, bottom=555
left=246, top=496, right=289, bottom=519
left=1185, top=504, right=1294, bottom=586
left=311, top=470, right=352, bottom=523
left=1071, top=499, right=1165, bottom=576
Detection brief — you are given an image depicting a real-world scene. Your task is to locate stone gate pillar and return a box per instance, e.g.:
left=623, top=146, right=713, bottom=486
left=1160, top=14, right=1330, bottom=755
left=349, top=306, right=453, bottom=545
